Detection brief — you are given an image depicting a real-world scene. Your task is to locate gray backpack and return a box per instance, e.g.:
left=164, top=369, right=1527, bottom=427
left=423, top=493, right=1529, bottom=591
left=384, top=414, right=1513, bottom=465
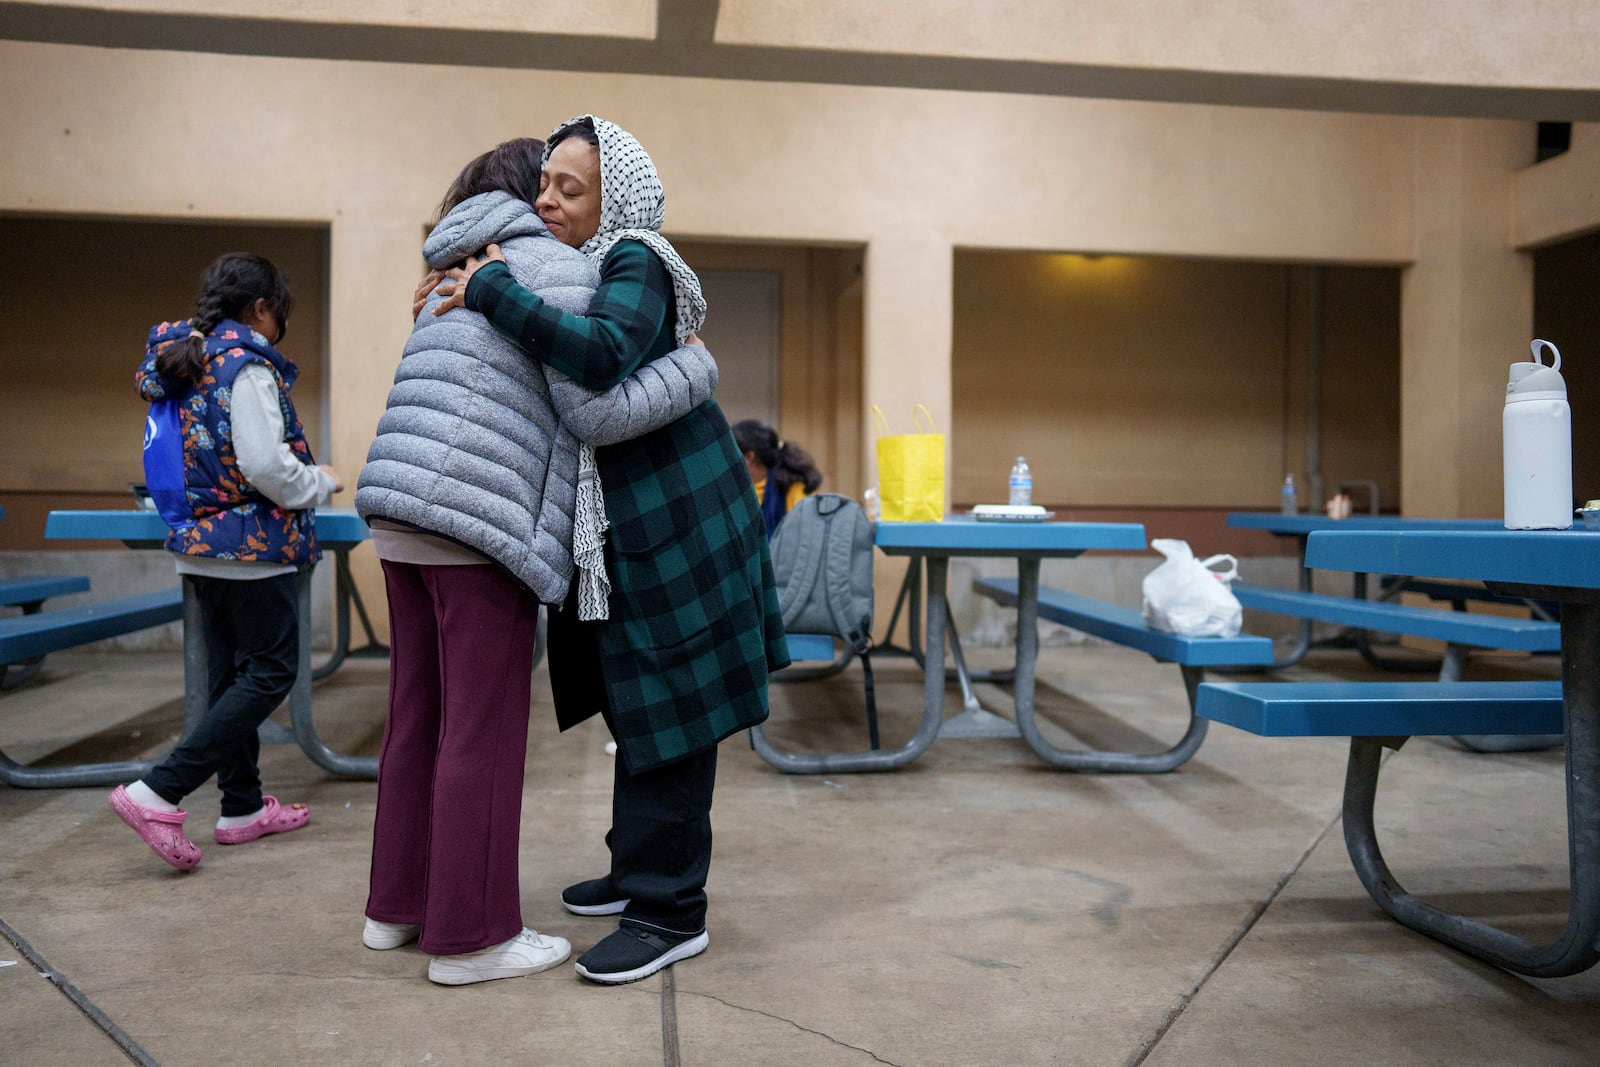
left=769, top=492, right=881, bottom=747
left=771, top=492, right=875, bottom=653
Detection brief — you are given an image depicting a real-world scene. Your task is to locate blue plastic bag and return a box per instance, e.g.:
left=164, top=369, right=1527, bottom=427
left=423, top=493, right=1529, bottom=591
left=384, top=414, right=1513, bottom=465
left=142, top=398, right=193, bottom=530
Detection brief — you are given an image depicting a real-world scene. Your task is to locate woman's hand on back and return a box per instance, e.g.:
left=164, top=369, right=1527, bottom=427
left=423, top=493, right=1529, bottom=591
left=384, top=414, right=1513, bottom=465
left=412, top=270, right=444, bottom=320
left=431, top=244, right=507, bottom=316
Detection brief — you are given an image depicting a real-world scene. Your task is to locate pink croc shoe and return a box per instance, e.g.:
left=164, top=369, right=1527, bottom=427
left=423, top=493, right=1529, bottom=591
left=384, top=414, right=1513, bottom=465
left=214, top=795, right=310, bottom=845
left=108, top=785, right=201, bottom=871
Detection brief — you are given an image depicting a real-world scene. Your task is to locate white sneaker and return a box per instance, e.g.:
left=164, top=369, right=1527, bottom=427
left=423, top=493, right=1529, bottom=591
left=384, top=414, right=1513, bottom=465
left=427, top=928, right=572, bottom=986
left=363, top=918, right=421, bottom=950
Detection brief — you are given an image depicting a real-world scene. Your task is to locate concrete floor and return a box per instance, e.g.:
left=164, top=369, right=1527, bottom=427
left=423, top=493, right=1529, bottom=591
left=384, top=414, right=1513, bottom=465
left=1, top=642, right=1596, bottom=1066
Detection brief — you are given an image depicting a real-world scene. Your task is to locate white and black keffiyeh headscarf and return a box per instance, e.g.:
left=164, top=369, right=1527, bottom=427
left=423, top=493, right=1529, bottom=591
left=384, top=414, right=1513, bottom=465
left=545, top=115, right=709, bottom=621
left=543, top=115, right=707, bottom=343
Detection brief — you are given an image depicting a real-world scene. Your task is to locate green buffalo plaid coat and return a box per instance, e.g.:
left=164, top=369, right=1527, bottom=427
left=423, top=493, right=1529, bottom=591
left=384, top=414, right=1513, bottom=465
left=467, top=241, right=789, bottom=771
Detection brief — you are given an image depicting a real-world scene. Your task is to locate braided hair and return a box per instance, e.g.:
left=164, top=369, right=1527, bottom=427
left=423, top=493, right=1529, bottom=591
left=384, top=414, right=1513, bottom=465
left=156, top=253, right=294, bottom=382
left=733, top=420, right=822, bottom=495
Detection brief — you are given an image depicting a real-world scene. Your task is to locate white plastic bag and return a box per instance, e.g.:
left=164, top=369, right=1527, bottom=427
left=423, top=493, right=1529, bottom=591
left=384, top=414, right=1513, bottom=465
left=1141, top=538, right=1243, bottom=637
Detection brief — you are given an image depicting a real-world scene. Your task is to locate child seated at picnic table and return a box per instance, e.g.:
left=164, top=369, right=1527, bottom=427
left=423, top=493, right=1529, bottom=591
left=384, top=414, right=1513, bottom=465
left=109, top=252, right=341, bottom=871
left=733, top=419, right=822, bottom=538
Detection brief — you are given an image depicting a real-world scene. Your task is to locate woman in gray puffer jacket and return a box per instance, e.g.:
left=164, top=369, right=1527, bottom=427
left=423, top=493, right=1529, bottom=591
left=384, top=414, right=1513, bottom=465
left=355, top=138, right=717, bottom=986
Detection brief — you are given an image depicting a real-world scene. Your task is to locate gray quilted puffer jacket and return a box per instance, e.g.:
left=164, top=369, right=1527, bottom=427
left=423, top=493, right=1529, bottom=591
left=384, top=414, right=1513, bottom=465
left=355, top=191, right=717, bottom=602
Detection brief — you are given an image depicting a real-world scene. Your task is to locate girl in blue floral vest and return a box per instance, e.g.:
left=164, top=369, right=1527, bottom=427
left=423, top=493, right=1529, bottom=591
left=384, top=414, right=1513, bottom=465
left=109, top=253, right=342, bottom=871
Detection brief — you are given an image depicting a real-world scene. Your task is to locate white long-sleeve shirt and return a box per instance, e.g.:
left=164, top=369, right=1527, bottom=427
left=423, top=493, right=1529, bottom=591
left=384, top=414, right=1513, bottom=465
left=174, top=362, right=336, bottom=580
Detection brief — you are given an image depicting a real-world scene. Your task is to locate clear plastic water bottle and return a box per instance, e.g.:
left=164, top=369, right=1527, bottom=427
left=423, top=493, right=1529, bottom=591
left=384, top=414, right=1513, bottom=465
left=1009, top=457, right=1032, bottom=507
left=1280, top=474, right=1298, bottom=515
left=1503, top=339, right=1572, bottom=529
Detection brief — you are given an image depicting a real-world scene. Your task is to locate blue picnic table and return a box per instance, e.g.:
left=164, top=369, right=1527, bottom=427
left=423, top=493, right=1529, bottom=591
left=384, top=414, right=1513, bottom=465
left=750, top=516, right=1146, bottom=773
left=45, top=509, right=381, bottom=779
left=1226, top=512, right=1508, bottom=670
left=1298, top=526, right=1600, bottom=976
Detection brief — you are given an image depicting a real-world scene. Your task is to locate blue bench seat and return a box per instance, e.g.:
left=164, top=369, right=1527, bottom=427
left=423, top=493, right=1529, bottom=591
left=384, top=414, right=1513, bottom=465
left=0, top=588, right=184, bottom=665
left=784, top=632, right=836, bottom=663
left=1232, top=582, right=1560, bottom=652
left=972, top=576, right=1275, bottom=772
left=976, top=578, right=1275, bottom=667
left=1197, top=680, right=1563, bottom=737
left=2, top=587, right=186, bottom=788
left=0, top=575, right=90, bottom=610
left=1379, top=575, right=1558, bottom=620
left=1194, top=676, right=1594, bottom=977
left=1, top=575, right=94, bottom=690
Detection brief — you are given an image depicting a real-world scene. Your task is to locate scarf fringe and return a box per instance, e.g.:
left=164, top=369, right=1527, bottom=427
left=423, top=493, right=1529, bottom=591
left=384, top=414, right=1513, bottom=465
left=573, top=443, right=611, bottom=621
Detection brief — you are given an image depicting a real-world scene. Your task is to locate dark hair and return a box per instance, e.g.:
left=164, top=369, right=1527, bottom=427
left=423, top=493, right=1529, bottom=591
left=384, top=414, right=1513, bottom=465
left=158, top=253, right=294, bottom=381
left=435, top=137, right=547, bottom=222
left=548, top=118, right=599, bottom=152
left=733, top=420, right=823, bottom=494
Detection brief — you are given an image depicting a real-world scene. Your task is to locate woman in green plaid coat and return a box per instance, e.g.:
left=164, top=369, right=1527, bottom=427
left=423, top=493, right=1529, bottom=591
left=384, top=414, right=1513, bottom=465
left=436, top=115, right=788, bottom=985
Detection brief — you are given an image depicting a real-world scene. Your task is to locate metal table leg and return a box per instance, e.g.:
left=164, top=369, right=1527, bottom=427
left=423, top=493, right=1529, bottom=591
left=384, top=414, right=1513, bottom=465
left=1351, top=571, right=1444, bottom=673
left=181, top=578, right=208, bottom=738
left=935, top=609, right=1022, bottom=739
left=0, top=749, right=157, bottom=789
left=748, top=558, right=947, bottom=774
left=0, top=601, right=49, bottom=691
left=1453, top=630, right=1563, bottom=751
left=1217, top=535, right=1314, bottom=673
left=1007, top=559, right=1210, bottom=772
left=288, top=570, right=377, bottom=779
left=311, top=547, right=388, bottom=681
left=1341, top=602, right=1600, bottom=976
left=177, top=576, right=296, bottom=747
left=875, top=560, right=1014, bottom=684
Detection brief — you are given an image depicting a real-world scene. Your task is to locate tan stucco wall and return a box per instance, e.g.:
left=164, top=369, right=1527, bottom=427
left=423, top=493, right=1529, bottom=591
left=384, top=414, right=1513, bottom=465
left=0, top=39, right=1422, bottom=495
left=951, top=255, right=1401, bottom=510
left=25, top=1, right=1600, bottom=101
left=5, top=33, right=1598, bottom=614
left=76, top=0, right=656, bottom=36
left=1515, top=123, right=1600, bottom=248
left=0, top=218, right=328, bottom=546
left=1400, top=120, right=1536, bottom=519
left=718, top=1, right=1600, bottom=91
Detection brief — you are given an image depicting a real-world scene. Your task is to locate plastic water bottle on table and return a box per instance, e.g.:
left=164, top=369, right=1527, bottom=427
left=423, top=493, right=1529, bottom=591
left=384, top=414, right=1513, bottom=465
left=1009, top=457, right=1032, bottom=507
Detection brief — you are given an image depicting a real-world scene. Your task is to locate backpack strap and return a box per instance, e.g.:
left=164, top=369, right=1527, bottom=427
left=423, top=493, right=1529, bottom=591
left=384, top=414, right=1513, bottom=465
left=818, top=497, right=872, bottom=654
left=778, top=498, right=826, bottom=632
left=859, top=648, right=879, bottom=750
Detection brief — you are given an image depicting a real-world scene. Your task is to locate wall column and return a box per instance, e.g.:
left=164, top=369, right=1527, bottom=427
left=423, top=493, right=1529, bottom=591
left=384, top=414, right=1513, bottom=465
left=1400, top=119, right=1534, bottom=518
left=329, top=213, right=424, bottom=640
left=861, top=231, right=954, bottom=505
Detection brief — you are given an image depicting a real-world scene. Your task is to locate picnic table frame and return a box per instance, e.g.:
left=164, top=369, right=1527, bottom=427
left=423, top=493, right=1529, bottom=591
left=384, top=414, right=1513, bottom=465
left=749, top=517, right=1145, bottom=773
left=44, top=509, right=381, bottom=780
left=1307, top=527, right=1600, bottom=977
left=1225, top=513, right=1504, bottom=671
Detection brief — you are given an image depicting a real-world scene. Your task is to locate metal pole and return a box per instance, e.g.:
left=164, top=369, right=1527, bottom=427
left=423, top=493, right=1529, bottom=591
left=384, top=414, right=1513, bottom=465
left=1307, top=265, right=1324, bottom=513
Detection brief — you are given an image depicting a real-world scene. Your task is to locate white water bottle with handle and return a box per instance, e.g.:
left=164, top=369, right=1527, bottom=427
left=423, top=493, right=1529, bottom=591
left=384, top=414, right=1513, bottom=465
left=1503, top=339, right=1572, bottom=530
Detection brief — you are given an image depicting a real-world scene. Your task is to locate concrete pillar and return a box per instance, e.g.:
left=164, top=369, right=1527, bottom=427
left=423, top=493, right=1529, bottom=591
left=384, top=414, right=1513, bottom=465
left=861, top=230, right=954, bottom=505
left=861, top=230, right=952, bottom=646
left=1400, top=119, right=1535, bottom=518
left=329, top=213, right=422, bottom=640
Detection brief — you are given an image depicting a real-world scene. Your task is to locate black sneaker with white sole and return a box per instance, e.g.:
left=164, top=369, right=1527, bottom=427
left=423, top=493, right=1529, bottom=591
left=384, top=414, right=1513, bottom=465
left=561, top=876, right=630, bottom=916
left=574, top=923, right=709, bottom=985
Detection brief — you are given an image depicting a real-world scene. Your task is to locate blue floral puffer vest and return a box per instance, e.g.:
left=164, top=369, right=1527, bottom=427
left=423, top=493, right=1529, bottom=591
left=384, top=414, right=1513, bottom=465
left=136, top=318, right=321, bottom=566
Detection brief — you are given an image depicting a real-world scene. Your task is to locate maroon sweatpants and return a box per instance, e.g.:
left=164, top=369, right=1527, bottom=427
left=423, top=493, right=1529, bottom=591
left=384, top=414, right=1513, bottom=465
left=365, top=561, right=540, bottom=955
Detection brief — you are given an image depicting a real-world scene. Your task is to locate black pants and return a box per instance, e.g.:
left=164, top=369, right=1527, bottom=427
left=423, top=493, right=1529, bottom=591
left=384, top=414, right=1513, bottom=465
left=550, top=597, right=718, bottom=935
left=145, top=572, right=299, bottom=816
left=604, top=723, right=718, bottom=936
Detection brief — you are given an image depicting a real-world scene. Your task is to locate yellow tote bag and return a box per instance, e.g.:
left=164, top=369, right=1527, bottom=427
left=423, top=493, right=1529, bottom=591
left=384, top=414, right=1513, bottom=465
left=874, top=404, right=945, bottom=522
